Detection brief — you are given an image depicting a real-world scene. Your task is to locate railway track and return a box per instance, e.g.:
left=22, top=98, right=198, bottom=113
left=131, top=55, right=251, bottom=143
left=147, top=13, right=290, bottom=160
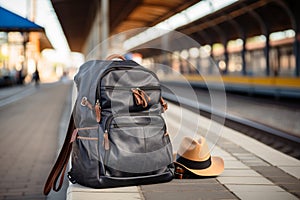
left=162, top=90, right=300, bottom=160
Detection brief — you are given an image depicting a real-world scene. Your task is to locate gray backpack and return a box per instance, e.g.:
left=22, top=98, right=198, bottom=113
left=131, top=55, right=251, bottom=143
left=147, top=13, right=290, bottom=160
left=44, top=55, right=174, bottom=195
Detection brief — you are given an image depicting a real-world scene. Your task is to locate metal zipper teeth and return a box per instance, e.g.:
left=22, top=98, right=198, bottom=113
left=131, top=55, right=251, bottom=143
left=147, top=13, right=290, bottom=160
left=105, top=114, right=166, bottom=133
left=95, top=66, right=160, bottom=106
left=102, top=85, right=161, bottom=91
left=112, top=123, right=164, bottom=128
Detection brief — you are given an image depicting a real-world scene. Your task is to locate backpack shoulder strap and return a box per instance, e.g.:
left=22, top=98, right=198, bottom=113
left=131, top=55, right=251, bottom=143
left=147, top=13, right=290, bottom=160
left=43, top=114, right=75, bottom=195
left=106, top=54, right=125, bottom=60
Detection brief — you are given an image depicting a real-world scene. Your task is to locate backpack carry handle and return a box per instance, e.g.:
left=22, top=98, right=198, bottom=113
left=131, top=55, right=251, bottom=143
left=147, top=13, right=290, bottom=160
left=106, top=54, right=126, bottom=61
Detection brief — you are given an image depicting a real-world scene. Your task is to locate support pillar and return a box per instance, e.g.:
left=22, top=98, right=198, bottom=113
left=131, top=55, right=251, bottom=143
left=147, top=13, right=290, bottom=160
left=294, top=33, right=300, bottom=76
left=224, top=42, right=229, bottom=74
left=264, top=34, right=270, bottom=76
left=100, top=0, right=109, bottom=59
left=241, top=37, right=247, bottom=75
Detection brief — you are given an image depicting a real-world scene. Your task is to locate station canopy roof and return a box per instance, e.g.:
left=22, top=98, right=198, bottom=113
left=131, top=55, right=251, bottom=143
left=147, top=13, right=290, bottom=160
left=51, top=0, right=300, bottom=53
left=50, top=0, right=200, bottom=52
left=0, top=6, right=44, bottom=32
left=0, top=6, right=53, bottom=50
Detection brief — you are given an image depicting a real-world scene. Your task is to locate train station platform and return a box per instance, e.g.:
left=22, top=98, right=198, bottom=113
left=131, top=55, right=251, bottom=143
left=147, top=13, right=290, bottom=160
left=0, top=82, right=72, bottom=200
left=66, top=100, right=300, bottom=199
left=0, top=81, right=299, bottom=200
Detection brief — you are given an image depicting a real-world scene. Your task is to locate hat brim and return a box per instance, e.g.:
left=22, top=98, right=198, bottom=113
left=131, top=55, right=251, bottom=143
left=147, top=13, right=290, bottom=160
left=174, top=156, right=224, bottom=177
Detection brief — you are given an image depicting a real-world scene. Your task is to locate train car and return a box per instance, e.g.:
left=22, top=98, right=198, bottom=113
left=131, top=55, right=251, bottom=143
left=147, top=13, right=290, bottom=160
left=141, top=33, right=300, bottom=98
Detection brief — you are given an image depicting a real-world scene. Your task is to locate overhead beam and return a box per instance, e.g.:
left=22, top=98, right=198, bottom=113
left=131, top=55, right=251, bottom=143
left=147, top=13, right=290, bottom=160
left=110, top=0, right=142, bottom=33
left=181, top=0, right=271, bottom=36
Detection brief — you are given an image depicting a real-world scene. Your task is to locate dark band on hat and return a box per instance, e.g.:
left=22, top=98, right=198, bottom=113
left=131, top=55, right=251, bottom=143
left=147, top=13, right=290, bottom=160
left=176, top=156, right=212, bottom=170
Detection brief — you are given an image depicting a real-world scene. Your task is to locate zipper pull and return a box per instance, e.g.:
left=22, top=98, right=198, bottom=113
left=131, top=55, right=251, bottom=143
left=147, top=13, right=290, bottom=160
left=81, top=96, right=93, bottom=110
left=131, top=88, right=150, bottom=108
left=95, top=99, right=101, bottom=122
left=103, top=130, right=109, bottom=150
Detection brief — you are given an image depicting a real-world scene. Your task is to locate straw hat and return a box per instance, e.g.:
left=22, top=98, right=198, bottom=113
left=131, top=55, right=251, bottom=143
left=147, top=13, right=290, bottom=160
left=174, top=136, right=224, bottom=177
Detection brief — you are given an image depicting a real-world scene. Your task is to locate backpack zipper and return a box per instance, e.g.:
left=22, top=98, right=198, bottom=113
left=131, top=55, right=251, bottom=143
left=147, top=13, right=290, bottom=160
left=95, top=66, right=160, bottom=108
left=112, top=123, right=163, bottom=128
left=104, top=114, right=166, bottom=134
left=102, top=85, right=161, bottom=91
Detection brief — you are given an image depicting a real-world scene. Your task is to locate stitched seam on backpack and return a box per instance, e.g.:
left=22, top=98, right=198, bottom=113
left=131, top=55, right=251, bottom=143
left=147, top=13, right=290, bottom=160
left=77, top=136, right=98, bottom=141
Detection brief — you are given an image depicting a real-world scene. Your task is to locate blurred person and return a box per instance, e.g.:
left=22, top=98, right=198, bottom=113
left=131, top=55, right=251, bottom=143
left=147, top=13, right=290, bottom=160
left=32, top=68, right=40, bottom=87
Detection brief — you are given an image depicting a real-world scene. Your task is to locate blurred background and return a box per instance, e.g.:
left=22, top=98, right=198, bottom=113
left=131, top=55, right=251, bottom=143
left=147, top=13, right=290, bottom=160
left=0, top=0, right=299, bottom=90
left=0, top=0, right=84, bottom=86
left=0, top=1, right=300, bottom=199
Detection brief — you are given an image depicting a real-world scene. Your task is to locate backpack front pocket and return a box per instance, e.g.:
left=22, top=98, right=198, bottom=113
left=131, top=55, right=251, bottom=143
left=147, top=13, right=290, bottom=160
left=103, top=115, right=173, bottom=176
left=69, top=127, right=100, bottom=186
left=100, top=86, right=161, bottom=113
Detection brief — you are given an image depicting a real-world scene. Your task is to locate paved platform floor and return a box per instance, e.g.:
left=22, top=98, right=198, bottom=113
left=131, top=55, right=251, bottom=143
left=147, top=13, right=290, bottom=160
left=67, top=102, right=300, bottom=200
left=1, top=82, right=299, bottom=200
left=0, top=82, right=72, bottom=200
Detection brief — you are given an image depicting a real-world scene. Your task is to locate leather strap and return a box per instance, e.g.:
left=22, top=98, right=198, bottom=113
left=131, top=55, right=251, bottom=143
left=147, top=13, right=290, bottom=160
left=43, top=114, right=75, bottom=195
left=174, top=165, right=185, bottom=179
left=131, top=88, right=151, bottom=108
left=174, top=163, right=203, bottom=179
left=106, top=54, right=126, bottom=61
left=160, top=97, right=168, bottom=112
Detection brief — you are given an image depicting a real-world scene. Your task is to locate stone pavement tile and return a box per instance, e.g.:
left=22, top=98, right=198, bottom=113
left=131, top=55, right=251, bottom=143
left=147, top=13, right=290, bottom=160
left=67, top=192, right=141, bottom=200
left=252, top=166, right=287, bottom=177
left=220, top=125, right=300, bottom=167
left=282, top=183, right=300, bottom=192
left=142, top=190, right=237, bottom=200
left=225, top=184, right=299, bottom=199
left=1, top=191, right=23, bottom=197
left=268, top=176, right=300, bottom=184
left=226, top=184, right=285, bottom=192
left=224, top=160, right=250, bottom=169
left=252, top=166, right=300, bottom=198
left=279, top=166, right=300, bottom=179
left=68, top=184, right=139, bottom=193
left=140, top=179, right=238, bottom=200
left=231, top=153, right=254, bottom=157
left=222, top=142, right=271, bottom=167
left=218, top=156, right=238, bottom=161
left=217, top=176, right=273, bottom=185
left=3, top=194, right=45, bottom=200
left=220, top=169, right=261, bottom=177
left=67, top=184, right=141, bottom=200
left=231, top=191, right=298, bottom=200
left=242, top=160, right=270, bottom=167
left=211, top=148, right=233, bottom=158
left=0, top=181, right=28, bottom=190
left=222, top=147, right=249, bottom=154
